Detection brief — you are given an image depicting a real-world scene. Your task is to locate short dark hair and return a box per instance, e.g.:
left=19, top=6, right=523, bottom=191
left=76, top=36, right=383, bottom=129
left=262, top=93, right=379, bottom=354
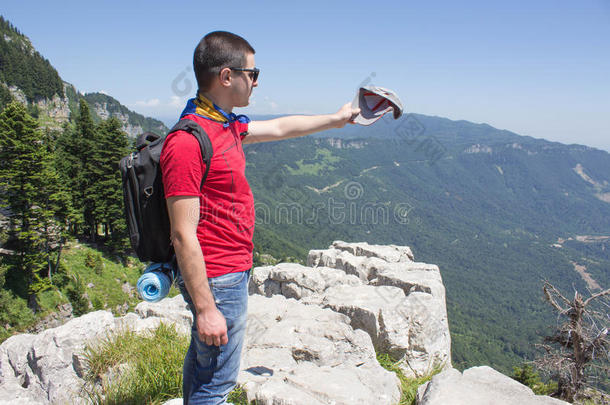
left=193, top=31, right=255, bottom=92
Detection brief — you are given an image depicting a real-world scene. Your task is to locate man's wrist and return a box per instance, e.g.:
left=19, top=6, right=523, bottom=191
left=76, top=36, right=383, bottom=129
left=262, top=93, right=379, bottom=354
left=191, top=289, right=217, bottom=313
left=330, top=112, right=343, bottom=128
left=194, top=299, right=217, bottom=315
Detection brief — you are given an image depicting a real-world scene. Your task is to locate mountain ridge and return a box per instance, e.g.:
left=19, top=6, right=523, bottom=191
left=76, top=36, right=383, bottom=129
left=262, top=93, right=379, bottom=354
left=252, top=112, right=609, bottom=155
left=0, top=15, right=168, bottom=137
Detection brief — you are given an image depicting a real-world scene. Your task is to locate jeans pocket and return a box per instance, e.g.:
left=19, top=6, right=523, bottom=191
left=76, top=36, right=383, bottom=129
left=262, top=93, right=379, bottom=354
left=209, top=270, right=248, bottom=289
left=210, top=271, right=249, bottom=323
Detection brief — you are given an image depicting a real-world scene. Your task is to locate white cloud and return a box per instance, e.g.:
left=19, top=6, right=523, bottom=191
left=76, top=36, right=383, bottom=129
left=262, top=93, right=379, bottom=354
left=134, top=98, right=161, bottom=107
left=128, top=96, right=190, bottom=127
left=169, top=96, right=185, bottom=108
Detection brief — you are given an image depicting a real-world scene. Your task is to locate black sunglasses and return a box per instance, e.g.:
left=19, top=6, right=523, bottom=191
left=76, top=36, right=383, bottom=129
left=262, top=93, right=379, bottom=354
left=229, top=67, right=260, bottom=82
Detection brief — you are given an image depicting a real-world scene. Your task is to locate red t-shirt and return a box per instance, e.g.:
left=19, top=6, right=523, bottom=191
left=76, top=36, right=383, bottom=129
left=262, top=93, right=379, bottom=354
left=160, top=114, right=254, bottom=277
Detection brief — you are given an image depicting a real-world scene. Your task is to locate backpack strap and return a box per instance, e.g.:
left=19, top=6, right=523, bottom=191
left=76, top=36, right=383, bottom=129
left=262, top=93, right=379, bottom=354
left=168, top=119, right=214, bottom=189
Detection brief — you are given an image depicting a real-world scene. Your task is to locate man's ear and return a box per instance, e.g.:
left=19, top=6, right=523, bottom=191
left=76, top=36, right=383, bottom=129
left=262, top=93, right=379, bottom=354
left=219, top=67, right=232, bottom=88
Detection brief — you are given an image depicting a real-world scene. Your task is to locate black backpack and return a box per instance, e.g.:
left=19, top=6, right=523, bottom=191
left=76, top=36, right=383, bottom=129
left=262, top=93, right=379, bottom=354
left=119, top=119, right=213, bottom=263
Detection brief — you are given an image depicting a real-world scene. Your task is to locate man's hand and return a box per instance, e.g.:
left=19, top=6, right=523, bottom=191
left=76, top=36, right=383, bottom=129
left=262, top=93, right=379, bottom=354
left=333, top=102, right=360, bottom=129
left=196, top=306, right=229, bottom=346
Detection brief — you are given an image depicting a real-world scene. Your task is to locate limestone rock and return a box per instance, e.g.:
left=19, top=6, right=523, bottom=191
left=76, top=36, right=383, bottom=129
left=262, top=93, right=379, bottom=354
left=26, top=303, right=73, bottom=334
left=0, top=311, right=116, bottom=404
left=7, top=86, right=26, bottom=104
left=161, top=399, right=183, bottom=405
left=331, top=240, right=415, bottom=262
left=321, top=285, right=449, bottom=376
left=249, top=263, right=361, bottom=301
left=245, top=363, right=398, bottom=405
left=416, top=366, right=570, bottom=405
left=89, top=102, right=145, bottom=138
left=238, top=295, right=401, bottom=404
left=0, top=241, right=512, bottom=405
left=34, top=93, right=70, bottom=127
left=133, top=294, right=192, bottom=335
left=0, top=297, right=193, bottom=404
left=307, top=246, right=389, bottom=281
left=263, top=241, right=452, bottom=377
left=373, top=261, right=445, bottom=298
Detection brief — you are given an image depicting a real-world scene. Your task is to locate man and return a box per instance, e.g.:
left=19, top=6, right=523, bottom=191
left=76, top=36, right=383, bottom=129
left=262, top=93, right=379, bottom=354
left=160, top=31, right=359, bottom=404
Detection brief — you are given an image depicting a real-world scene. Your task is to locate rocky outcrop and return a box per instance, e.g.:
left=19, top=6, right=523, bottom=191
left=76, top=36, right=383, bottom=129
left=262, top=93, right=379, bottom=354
left=25, top=303, right=73, bottom=334
left=252, top=241, right=451, bottom=378
left=416, top=366, right=569, bottom=405
left=0, top=241, right=561, bottom=405
left=3, top=83, right=70, bottom=131
left=0, top=311, right=115, bottom=404
left=83, top=92, right=168, bottom=138
left=89, top=102, right=145, bottom=138
left=0, top=296, right=190, bottom=405
left=325, top=138, right=367, bottom=149
left=239, top=295, right=401, bottom=404
left=0, top=290, right=400, bottom=404
left=34, top=92, right=70, bottom=126
left=6, top=85, right=27, bottom=104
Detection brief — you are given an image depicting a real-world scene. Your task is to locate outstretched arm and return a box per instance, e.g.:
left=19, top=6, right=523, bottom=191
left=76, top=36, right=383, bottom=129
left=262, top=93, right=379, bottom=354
left=243, top=102, right=359, bottom=144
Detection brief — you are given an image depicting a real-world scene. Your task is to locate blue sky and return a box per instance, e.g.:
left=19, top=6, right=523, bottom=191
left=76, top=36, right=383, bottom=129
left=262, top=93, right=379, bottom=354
left=2, top=0, right=610, bottom=151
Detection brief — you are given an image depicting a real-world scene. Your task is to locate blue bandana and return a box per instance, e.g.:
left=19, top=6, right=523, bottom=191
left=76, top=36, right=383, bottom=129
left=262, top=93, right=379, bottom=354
left=181, top=94, right=251, bottom=128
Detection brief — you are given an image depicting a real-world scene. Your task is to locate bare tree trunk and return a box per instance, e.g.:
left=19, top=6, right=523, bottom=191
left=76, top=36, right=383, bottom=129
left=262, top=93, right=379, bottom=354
left=53, top=237, right=63, bottom=280
left=537, top=282, right=609, bottom=403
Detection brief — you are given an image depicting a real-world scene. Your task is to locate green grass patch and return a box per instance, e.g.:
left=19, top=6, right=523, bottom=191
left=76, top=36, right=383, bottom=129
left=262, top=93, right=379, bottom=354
left=83, top=323, right=251, bottom=404
left=36, top=289, right=66, bottom=314
left=1, top=242, right=147, bottom=344
left=377, top=353, right=443, bottom=405
left=286, top=148, right=340, bottom=176
left=227, top=385, right=250, bottom=404
left=58, top=242, right=144, bottom=315
left=167, top=284, right=181, bottom=299
left=83, top=323, right=188, bottom=404
left=0, top=288, right=35, bottom=342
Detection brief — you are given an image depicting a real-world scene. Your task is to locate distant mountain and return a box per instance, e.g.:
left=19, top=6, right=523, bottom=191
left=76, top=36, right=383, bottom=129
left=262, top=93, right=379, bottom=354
left=82, top=92, right=167, bottom=137
left=0, top=15, right=168, bottom=137
left=243, top=114, right=610, bottom=375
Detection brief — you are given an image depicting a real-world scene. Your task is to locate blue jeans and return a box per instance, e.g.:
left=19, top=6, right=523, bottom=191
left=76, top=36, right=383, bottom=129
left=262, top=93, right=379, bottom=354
left=177, top=269, right=250, bottom=405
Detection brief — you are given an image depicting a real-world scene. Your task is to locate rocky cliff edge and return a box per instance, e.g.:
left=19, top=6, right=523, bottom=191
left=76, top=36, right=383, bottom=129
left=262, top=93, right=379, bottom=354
left=0, top=241, right=568, bottom=405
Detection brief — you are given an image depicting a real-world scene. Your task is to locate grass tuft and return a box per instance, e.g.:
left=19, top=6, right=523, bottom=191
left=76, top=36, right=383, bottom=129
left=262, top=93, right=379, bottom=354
left=227, top=385, right=250, bottom=404
left=377, top=353, right=443, bottom=405
left=82, top=323, right=252, bottom=404
left=83, top=322, right=188, bottom=405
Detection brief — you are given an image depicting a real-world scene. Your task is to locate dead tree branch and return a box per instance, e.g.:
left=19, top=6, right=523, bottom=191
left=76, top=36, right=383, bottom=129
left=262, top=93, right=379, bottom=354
left=536, top=281, right=609, bottom=403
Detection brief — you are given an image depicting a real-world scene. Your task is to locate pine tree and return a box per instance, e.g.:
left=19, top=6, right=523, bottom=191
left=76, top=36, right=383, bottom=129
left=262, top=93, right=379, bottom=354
left=511, top=364, right=556, bottom=395
left=55, top=122, right=84, bottom=234
left=0, top=102, right=72, bottom=309
left=56, top=100, right=98, bottom=239
left=92, top=117, right=130, bottom=254
left=76, top=99, right=99, bottom=241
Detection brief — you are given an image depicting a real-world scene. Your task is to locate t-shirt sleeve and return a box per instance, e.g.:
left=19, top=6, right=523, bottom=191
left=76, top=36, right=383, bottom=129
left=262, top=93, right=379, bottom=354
left=160, top=131, right=205, bottom=198
left=238, top=121, right=249, bottom=141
